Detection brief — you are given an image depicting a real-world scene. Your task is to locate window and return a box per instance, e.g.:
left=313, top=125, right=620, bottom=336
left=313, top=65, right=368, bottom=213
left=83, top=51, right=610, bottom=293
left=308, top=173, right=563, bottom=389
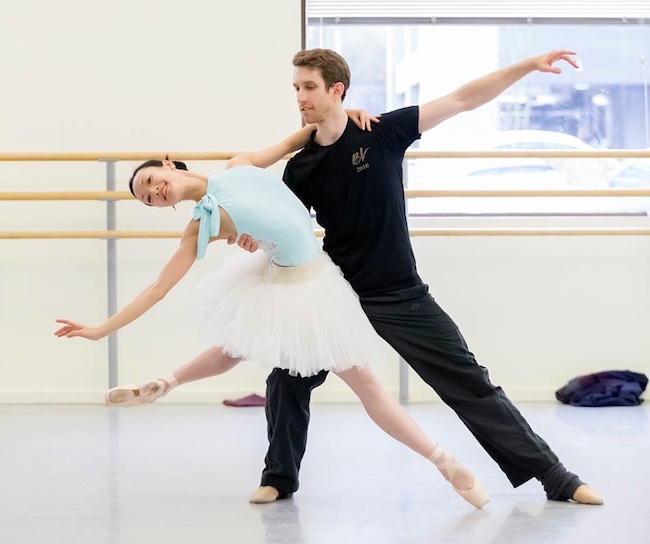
left=305, top=3, right=650, bottom=215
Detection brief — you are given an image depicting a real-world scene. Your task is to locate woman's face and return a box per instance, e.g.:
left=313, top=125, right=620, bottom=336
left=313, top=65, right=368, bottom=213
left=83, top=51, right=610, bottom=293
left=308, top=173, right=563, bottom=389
left=132, top=162, right=184, bottom=207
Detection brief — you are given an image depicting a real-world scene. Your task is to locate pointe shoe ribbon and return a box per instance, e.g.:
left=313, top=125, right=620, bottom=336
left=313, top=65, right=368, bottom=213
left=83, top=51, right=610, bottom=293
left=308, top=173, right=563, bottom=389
left=429, top=449, right=490, bottom=509
left=105, top=376, right=177, bottom=407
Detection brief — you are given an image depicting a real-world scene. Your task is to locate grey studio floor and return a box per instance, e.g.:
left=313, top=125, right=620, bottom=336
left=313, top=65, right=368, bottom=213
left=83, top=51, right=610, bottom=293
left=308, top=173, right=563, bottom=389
left=1, top=401, right=648, bottom=544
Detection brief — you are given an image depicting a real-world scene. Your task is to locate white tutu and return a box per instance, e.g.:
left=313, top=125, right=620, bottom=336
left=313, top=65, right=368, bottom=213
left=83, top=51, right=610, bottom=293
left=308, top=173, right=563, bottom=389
left=194, top=251, right=386, bottom=377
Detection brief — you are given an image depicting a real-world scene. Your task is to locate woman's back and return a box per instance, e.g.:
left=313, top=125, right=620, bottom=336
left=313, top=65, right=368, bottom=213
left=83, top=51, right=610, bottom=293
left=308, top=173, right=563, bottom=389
left=209, top=166, right=319, bottom=266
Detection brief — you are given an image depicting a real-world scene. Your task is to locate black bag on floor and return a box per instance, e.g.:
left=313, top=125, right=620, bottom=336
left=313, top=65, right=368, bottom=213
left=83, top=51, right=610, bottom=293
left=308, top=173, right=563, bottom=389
left=555, top=370, right=648, bottom=407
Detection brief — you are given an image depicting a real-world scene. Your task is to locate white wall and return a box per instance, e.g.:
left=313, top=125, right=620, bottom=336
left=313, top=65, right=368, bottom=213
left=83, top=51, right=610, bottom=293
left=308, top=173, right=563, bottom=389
left=407, top=215, right=650, bottom=401
left=1, top=2, right=649, bottom=404
left=0, top=0, right=313, bottom=403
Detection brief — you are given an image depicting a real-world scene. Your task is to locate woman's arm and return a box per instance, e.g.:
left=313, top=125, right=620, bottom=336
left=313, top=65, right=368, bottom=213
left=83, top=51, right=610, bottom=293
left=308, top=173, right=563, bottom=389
left=55, top=221, right=200, bottom=340
left=226, top=125, right=315, bottom=169
left=226, top=110, right=379, bottom=170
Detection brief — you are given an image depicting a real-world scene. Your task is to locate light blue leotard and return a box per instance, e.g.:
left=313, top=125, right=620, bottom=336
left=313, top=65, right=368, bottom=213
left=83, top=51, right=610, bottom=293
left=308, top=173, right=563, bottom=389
left=192, top=165, right=320, bottom=267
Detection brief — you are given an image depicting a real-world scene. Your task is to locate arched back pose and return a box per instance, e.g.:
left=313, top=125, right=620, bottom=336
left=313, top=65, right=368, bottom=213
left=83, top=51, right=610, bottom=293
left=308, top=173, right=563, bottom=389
left=55, top=132, right=490, bottom=509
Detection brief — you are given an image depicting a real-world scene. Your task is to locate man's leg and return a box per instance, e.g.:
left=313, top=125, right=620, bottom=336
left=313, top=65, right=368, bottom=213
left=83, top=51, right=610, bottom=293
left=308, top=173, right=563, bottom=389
left=250, top=368, right=328, bottom=503
left=360, top=285, right=601, bottom=504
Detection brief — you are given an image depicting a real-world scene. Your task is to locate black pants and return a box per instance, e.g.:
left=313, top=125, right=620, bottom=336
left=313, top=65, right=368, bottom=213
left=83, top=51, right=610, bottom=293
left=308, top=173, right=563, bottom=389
left=261, top=284, right=566, bottom=497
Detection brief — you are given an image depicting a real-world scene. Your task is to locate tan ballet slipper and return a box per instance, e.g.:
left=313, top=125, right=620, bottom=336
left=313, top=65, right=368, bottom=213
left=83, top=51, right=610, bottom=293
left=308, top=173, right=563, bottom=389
left=572, top=484, right=604, bottom=505
left=249, top=486, right=280, bottom=504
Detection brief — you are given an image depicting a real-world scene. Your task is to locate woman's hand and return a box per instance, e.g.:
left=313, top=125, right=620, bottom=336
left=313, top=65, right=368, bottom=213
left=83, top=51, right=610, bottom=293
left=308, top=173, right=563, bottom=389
left=345, top=109, right=381, bottom=131
left=54, top=319, right=105, bottom=340
left=233, top=234, right=258, bottom=253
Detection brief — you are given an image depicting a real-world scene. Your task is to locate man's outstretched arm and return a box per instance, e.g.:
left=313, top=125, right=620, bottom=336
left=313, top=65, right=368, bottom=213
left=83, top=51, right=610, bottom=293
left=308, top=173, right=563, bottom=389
left=418, top=49, right=579, bottom=133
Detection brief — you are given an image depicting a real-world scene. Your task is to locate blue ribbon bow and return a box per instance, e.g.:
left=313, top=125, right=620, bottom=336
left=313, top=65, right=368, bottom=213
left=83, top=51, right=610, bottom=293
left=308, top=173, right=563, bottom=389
left=192, top=193, right=221, bottom=260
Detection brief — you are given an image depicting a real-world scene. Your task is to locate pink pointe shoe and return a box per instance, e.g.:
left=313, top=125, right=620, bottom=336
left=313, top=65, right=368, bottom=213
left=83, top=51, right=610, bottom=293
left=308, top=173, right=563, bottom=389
left=105, top=375, right=178, bottom=407
left=429, top=448, right=490, bottom=509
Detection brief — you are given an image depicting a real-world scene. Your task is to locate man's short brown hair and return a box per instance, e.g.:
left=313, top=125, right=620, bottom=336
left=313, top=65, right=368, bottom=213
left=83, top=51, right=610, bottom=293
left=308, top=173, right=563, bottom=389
left=292, top=48, right=351, bottom=101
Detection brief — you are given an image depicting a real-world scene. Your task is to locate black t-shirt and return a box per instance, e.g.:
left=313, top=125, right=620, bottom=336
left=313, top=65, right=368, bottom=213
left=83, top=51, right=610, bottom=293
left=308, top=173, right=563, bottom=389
left=283, top=106, right=423, bottom=297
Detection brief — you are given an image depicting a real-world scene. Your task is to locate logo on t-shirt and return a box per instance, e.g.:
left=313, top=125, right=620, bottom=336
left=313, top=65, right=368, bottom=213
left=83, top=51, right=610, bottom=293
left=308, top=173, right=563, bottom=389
left=352, top=147, right=370, bottom=172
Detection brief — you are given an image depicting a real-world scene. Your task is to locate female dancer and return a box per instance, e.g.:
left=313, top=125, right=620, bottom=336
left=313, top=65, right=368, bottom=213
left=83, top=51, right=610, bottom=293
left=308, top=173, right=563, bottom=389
left=54, top=127, right=490, bottom=509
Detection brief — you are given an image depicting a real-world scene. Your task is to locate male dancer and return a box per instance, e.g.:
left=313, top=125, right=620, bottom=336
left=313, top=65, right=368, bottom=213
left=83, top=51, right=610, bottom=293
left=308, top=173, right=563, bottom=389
left=246, top=48, right=603, bottom=505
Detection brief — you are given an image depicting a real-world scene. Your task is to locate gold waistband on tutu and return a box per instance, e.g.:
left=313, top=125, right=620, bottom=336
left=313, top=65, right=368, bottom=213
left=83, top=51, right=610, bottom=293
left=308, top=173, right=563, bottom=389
left=263, top=255, right=325, bottom=285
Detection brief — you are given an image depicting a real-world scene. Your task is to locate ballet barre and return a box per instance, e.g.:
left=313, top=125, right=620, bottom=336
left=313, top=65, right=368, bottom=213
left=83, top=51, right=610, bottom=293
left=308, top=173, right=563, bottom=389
left=0, top=191, right=131, bottom=201
left=3, top=188, right=650, bottom=201
left=0, top=152, right=236, bottom=162
left=1, top=149, right=650, bottom=161
left=3, top=227, right=650, bottom=240
left=405, top=149, right=650, bottom=159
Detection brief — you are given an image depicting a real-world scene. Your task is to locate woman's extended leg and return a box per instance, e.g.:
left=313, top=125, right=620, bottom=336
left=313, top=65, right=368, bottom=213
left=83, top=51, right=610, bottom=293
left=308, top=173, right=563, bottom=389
left=334, top=366, right=490, bottom=509
left=105, top=346, right=241, bottom=406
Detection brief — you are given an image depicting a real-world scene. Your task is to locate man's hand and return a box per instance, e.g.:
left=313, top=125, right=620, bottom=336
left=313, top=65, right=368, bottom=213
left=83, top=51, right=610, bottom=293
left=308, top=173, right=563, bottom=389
left=534, top=49, right=579, bottom=74
left=233, top=234, right=258, bottom=253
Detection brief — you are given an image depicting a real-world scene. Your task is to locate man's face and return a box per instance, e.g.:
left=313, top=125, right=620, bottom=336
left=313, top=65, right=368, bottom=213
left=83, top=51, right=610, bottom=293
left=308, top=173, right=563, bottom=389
left=292, top=66, right=340, bottom=124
